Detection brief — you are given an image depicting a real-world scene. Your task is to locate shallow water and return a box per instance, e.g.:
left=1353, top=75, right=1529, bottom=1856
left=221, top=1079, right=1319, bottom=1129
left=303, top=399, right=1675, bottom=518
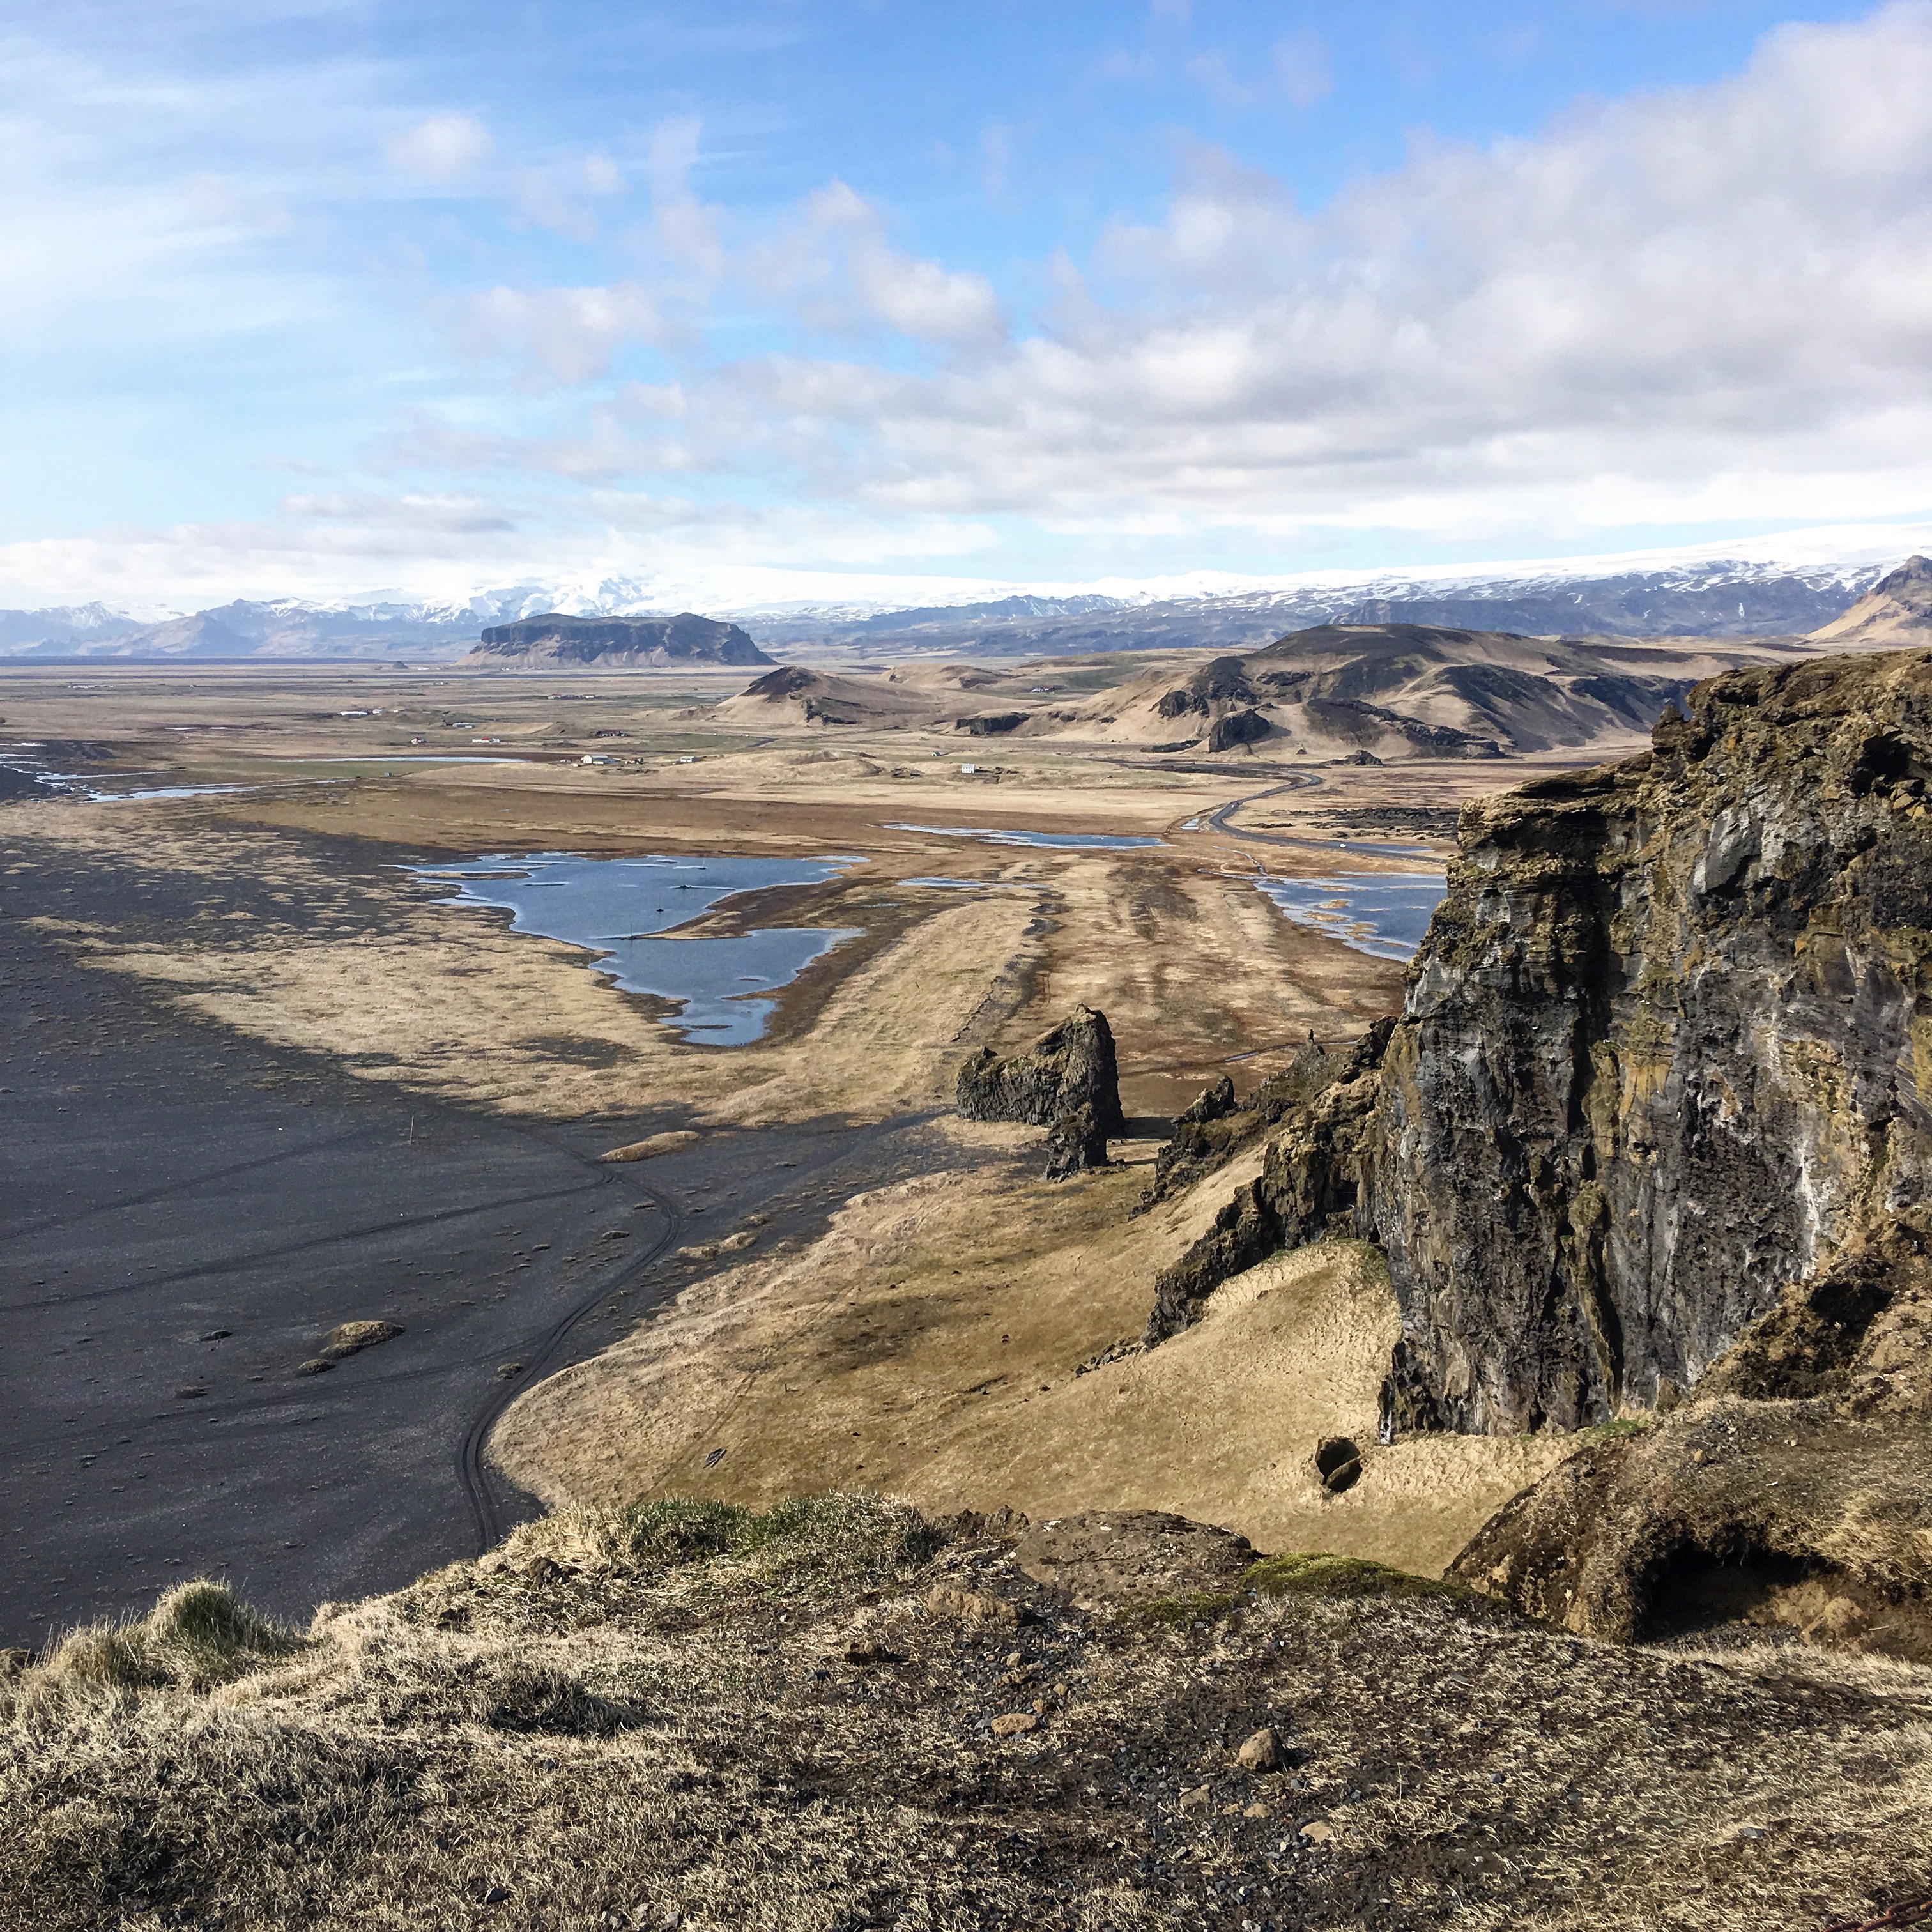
left=1256, top=868, right=1449, bottom=963
left=415, top=851, right=861, bottom=1045
left=884, top=822, right=1158, bottom=850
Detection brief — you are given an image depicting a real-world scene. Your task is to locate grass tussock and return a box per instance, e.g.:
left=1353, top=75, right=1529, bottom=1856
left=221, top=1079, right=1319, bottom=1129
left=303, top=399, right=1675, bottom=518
left=1, top=1495, right=1929, bottom=1932
left=27, top=1578, right=306, bottom=1697
left=590, top=1489, right=943, bottom=1594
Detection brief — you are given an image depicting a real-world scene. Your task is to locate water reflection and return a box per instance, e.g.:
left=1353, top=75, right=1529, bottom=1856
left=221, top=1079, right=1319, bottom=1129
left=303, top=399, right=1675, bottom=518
left=1256, top=868, right=1449, bottom=963
left=884, top=822, right=1158, bottom=850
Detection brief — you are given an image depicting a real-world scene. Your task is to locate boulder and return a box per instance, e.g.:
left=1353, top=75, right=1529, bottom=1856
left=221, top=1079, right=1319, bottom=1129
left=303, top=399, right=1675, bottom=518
left=326, top=1320, right=403, bottom=1358
left=1208, top=708, right=1271, bottom=752
left=1013, top=1510, right=1253, bottom=1607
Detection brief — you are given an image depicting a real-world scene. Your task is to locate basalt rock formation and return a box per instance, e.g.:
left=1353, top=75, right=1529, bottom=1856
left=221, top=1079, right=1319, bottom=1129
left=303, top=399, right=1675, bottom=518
left=957, top=1005, right=1124, bottom=1177
left=1153, top=648, right=1932, bottom=1438
left=1206, top=707, right=1273, bottom=752
left=463, top=613, right=772, bottom=668
left=1145, top=1025, right=1393, bottom=1343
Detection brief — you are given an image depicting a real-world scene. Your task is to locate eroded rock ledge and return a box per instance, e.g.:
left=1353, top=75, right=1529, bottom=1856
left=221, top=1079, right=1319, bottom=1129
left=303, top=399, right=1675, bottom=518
left=1156, top=648, right=1932, bottom=1436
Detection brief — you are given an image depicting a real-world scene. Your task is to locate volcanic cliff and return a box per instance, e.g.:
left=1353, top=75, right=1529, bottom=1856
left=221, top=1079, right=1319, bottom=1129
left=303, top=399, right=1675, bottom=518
left=1153, top=648, right=1932, bottom=1436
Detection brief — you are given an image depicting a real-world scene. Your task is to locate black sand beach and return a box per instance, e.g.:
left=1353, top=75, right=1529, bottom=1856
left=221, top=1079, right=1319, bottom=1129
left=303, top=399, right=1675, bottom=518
left=0, top=830, right=931, bottom=1645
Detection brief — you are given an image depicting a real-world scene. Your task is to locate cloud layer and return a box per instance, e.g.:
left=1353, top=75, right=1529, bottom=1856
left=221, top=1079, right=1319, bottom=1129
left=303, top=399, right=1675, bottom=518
left=5, top=2, right=1932, bottom=606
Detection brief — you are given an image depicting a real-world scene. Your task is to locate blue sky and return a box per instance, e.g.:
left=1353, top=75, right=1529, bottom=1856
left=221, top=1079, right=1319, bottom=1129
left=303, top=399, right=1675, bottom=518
left=5, top=0, right=1931, bottom=610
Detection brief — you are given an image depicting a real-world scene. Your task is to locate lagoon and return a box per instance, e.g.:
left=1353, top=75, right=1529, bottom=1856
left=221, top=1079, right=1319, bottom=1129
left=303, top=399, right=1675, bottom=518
left=415, top=851, right=861, bottom=1045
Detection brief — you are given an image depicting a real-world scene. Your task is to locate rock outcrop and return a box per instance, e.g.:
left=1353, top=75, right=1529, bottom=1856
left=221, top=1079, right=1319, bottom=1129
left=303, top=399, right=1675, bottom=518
left=1156, top=649, right=1932, bottom=1436
left=1145, top=1025, right=1393, bottom=1342
left=956, top=1006, right=1124, bottom=1177
left=463, top=613, right=772, bottom=668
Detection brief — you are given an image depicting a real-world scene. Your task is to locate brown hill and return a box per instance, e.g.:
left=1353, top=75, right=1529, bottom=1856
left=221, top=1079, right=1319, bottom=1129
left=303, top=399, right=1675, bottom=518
left=1810, top=555, right=1932, bottom=647
left=712, top=664, right=939, bottom=727
left=1034, top=624, right=1740, bottom=759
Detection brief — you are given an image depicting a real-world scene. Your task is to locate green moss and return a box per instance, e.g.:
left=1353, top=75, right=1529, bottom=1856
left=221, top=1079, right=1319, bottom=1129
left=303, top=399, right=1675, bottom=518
left=1242, top=1552, right=1470, bottom=1604
left=1117, top=1588, right=1246, bottom=1628
left=1581, top=1414, right=1658, bottom=1445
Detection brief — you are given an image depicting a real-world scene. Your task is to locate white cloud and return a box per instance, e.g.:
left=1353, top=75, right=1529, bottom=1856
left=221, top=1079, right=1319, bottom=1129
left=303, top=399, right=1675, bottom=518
left=184, top=172, right=295, bottom=237
left=280, top=491, right=516, bottom=533
left=645, top=115, right=726, bottom=281
left=639, top=3, right=1932, bottom=541
left=765, top=180, right=1008, bottom=347
left=981, top=122, right=1020, bottom=206
left=511, top=151, right=627, bottom=241
left=385, top=112, right=493, bottom=183
left=456, top=282, right=665, bottom=386
left=1272, top=30, right=1332, bottom=109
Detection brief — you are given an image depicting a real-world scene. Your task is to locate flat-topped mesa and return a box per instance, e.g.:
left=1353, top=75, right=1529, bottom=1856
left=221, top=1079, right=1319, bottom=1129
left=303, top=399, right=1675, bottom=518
left=956, top=1005, right=1126, bottom=1177
left=461, top=612, right=774, bottom=668
left=1153, top=647, right=1932, bottom=1434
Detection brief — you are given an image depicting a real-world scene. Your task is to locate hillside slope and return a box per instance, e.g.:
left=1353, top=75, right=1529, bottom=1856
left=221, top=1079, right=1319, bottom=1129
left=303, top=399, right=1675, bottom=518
left=6, top=1494, right=1928, bottom=1932
left=1033, top=624, right=1754, bottom=760
left=1811, top=554, right=1932, bottom=648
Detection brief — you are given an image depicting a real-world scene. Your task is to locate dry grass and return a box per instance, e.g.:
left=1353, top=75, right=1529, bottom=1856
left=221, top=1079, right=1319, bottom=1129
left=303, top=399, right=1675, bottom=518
left=3, top=1494, right=1928, bottom=1932
left=496, top=1156, right=1568, bottom=1577
left=12, top=798, right=1395, bottom=1127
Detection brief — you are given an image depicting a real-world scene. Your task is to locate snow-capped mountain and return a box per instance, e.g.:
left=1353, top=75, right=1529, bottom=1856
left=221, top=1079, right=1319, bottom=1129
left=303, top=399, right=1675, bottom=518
left=1, top=525, right=1926, bottom=661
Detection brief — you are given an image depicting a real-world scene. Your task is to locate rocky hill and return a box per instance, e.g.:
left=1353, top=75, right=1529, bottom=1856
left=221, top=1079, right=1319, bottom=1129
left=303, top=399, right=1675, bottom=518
left=462, top=613, right=772, bottom=669
left=712, top=663, right=932, bottom=726
left=1040, top=624, right=1761, bottom=760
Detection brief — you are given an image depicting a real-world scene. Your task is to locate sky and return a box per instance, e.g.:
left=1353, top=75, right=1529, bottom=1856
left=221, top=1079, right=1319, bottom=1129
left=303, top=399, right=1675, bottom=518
left=4, top=0, right=1932, bottom=611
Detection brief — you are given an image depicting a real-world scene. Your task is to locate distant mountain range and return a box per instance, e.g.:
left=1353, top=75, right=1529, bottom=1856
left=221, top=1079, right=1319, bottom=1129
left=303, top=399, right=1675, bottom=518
left=0, top=548, right=1919, bottom=664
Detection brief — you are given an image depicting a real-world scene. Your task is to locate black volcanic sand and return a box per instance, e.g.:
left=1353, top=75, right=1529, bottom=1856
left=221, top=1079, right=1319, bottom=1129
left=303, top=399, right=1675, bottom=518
left=0, top=826, right=942, bottom=1647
